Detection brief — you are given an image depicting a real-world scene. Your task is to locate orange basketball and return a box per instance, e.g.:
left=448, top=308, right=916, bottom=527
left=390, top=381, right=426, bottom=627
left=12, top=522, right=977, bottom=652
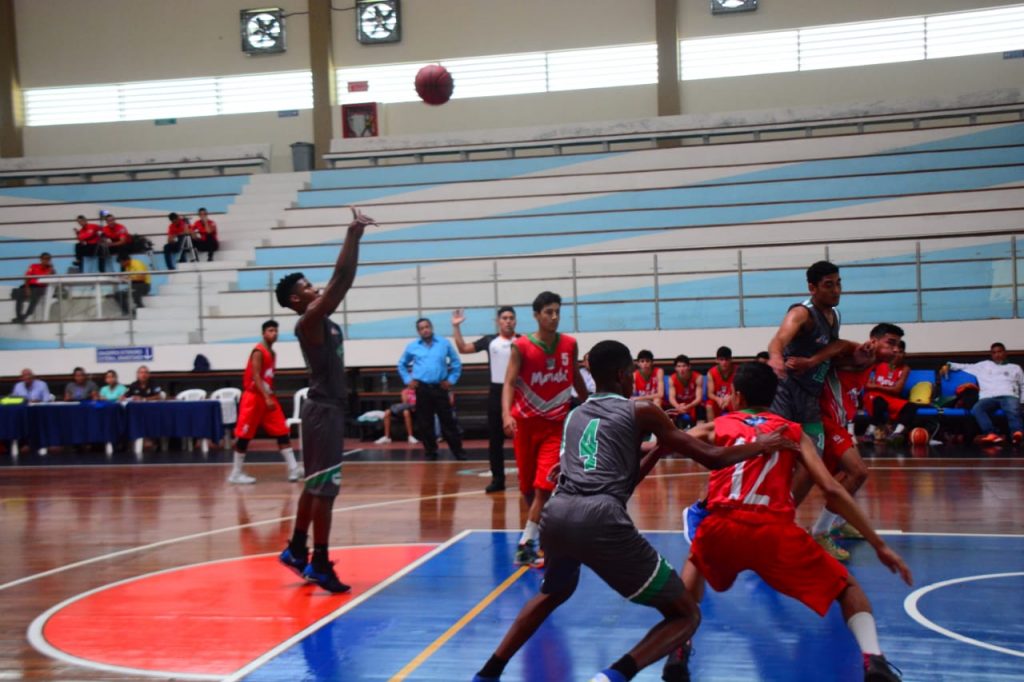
left=909, top=427, right=929, bottom=446
left=414, top=64, right=454, bottom=105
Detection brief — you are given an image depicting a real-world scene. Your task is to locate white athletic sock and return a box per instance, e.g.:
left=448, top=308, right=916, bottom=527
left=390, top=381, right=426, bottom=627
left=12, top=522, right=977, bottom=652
left=232, top=451, right=245, bottom=474
left=847, top=612, right=882, bottom=655
left=280, top=447, right=297, bottom=468
left=520, top=520, right=540, bottom=544
left=865, top=425, right=877, bottom=436
left=847, top=422, right=855, bottom=435
left=831, top=515, right=847, bottom=530
left=892, top=424, right=906, bottom=436
left=811, top=509, right=840, bottom=537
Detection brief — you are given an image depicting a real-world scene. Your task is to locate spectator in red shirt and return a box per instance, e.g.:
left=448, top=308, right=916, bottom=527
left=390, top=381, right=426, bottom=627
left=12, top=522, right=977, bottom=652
left=12, top=252, right=55, bottom=324
left=102, top=213, right=132, bottom=263
left=72, top=215, right=103, bottom=270
left=163, top=212, right=194, bottom=270
left=191, top=207, right=219, bottom=262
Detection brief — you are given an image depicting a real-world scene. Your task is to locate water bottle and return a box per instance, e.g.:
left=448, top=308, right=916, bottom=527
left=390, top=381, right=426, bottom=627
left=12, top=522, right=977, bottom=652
left=381, top=372, right=389, bottom=392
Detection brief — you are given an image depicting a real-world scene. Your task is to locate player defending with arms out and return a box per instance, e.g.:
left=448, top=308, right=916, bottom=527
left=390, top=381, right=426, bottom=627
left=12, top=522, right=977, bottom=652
left=474, top=341, right=796, bottom=682
left=275, top=207, right=373, bottom=593
left=793, top=323, right=904, bottom=560
left=662, top=362, right=911, bottom=682
left=503, top=291, right=589, bottom=567
left=228, top=319, right=303, bottom=484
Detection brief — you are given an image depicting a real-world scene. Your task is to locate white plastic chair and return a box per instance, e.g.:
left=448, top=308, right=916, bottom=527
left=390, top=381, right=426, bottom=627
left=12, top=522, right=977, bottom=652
left=286, top=387, right=309, bottom=447
left=211, top=387, right=241, bottom=448
left=164, top=388, right=209, bottom=455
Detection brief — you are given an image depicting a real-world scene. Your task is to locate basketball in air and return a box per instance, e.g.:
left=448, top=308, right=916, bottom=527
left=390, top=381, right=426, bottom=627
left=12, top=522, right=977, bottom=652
left=909, top=427, right=929, bottom=446
left=415, top=64, right=454, bottom=105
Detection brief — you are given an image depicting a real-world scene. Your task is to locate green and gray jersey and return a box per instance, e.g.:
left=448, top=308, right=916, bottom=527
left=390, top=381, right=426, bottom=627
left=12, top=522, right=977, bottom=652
left=556, top=393, right=641, bottom=506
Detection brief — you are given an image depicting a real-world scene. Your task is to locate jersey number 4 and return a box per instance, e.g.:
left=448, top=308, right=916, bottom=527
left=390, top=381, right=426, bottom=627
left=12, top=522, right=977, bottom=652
left=728, top=436, right=778, bottom=506
left=578, top=418, right=600, bottom=471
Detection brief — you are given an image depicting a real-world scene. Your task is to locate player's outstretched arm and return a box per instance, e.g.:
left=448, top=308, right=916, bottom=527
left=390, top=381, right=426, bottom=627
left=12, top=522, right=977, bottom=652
left=635, top=402, right=797, bottom=471
left=300, top=207, right=374, bottom=330
left=796, top=433, right=913, bottom=585
left=786, top=338, right=865, bottom=373
left=450, top=308, right=477, bottom=354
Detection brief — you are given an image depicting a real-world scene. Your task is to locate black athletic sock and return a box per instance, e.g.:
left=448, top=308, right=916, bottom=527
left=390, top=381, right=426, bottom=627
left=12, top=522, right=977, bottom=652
left=312, top=545, right=330, bottom=571
left=288, top=530, right=308, bottom=555
left=477, top=654, right=508, bottom=678
left=611, top=654, right=638, bottom=680
left=697, top=498, right=707, bottom=509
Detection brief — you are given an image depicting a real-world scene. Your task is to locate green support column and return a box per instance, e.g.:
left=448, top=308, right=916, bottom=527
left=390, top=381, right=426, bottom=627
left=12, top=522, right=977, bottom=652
left=309, top=0, right=336, bottom=170
left=0, top=0, right=25, bottom=158
left=656, top=0, right=681, bottom=114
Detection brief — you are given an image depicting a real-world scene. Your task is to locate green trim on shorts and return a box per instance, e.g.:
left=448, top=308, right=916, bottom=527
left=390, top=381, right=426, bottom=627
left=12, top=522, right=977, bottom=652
left=304, top=463, right=342, bottom=491
left=804, top=420, right=824, bottom=453
left=629, top=556, right=674, bottom=605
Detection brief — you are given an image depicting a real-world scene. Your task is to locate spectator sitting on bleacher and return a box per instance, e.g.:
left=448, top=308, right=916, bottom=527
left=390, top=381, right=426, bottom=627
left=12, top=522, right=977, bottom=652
left=191, top=208, right=219, bottom=262
left=706, top=345, right=736, bottom=419
left=64, top=367, right=98, bottom=401
left=631, top=349, right=664, bottom=403
left=375, top=387, right=420, bottom=445
left=941, top=342, right=1024, bottom=445
left=99, top=370, right=128, bottom=402
left=72, top=215, right=103, bottom=271
left=163, top=212, right=193, bottom=270
left=11, top=252, right=54, bottom=324
left=126, top=365, right=165, bottom=401
left=102, top=213, right=132, bottom=263
left=667, top=354, right=705, bottom=428
left=11, top=368, right=53, bottom=403
left=863, top=340, right=919, bottom=442
left=114, top=253, right=151, bottom=316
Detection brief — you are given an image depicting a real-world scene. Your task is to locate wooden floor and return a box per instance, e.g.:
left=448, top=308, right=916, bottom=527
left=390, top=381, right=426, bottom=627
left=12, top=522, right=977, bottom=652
left=2, top=439, right=1023, bottom=680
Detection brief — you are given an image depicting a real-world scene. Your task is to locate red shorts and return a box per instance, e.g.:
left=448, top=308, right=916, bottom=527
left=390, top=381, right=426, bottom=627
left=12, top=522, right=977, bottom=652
left=513, top=415, right=563, bottom=495
left=690, top=512, right=849, bottom=617
left=866, top=391, right=907, bottom=417
left=823, top=417, right=855, bottom=475
left=234, top=390, right=289, bottom=439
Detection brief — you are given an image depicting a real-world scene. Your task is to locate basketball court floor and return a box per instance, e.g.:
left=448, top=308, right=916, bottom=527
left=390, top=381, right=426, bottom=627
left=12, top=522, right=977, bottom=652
left=1, top=440, right=1022, bottom=681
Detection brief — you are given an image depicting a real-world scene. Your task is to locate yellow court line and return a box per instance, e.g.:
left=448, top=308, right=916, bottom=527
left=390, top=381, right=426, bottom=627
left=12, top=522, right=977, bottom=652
left=388, top=565, right=530, bottom=681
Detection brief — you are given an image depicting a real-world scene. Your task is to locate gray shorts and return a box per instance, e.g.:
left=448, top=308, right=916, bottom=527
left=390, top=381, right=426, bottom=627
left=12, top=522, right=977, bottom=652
left=540, top=493, right=682, bottom=608
left=770, top=377, right=822, bottom=424
left=300, top=399, right=345, bottom=498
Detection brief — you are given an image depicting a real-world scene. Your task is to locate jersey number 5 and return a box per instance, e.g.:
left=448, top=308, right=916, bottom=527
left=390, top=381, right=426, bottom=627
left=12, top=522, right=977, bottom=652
left=728, top=436, right=778, bottom=506
left=578, top=418, right=600, bottom=471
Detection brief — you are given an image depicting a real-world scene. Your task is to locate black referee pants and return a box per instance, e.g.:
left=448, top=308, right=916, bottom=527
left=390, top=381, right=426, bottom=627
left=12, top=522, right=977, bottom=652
left=487, top=383, right=507, bottom=484
left=414, top=383, right=465, bottom=459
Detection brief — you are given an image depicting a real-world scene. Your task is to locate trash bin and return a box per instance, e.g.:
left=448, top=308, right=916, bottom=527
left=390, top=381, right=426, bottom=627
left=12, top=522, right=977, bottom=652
left=290, top=142, right=315, bottom=171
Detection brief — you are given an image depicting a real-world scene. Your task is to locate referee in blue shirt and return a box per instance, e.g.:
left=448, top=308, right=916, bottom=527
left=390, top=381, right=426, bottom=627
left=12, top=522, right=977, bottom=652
left=397, top=318, right=468, bottom=461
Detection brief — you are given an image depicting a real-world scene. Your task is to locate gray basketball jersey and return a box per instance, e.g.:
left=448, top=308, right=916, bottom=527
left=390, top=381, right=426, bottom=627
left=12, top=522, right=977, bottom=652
left=782, top=299, right=840, bottom=395
left=557, top=393, right=641, bottom=505
left=296, top=316, right=347, bottom=405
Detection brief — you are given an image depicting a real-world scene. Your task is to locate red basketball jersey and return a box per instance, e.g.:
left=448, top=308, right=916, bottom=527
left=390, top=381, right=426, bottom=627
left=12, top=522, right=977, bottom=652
left=633, top=369, right=660, bottom=397
left=242, top=343, right=275, bottom=393
left=708, top=365, right=735, bottom=400
left=512, top=333, right=576, bottom=421
left=820, top=367, right=871, bottom=426
left=706, top=411, right=803, bottom=521
left=671, top=371, right=701, bottom=404
left=871, top=362, right=906, bottom=390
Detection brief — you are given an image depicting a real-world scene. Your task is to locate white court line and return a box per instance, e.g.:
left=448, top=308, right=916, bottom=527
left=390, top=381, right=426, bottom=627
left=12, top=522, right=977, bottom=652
left=222, top=530, right=473, bottom=682
left=904, top=571, right=1024, bottom=659
left=27, top=543, right=436, bottom=681
left=0, top=488, right=483, bottom=593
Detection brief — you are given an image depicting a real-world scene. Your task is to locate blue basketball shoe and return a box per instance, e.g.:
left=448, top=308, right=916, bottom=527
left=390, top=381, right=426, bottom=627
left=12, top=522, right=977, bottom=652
left=683, top=499, right=708, bottom=543
left=302, top=561, right=351, bottom=593
left=278, top=546, right=308, bottom=577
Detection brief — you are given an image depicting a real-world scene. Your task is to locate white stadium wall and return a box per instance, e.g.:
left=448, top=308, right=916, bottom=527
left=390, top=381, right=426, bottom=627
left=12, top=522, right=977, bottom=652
left=11, top=0, right=1024, bottom=167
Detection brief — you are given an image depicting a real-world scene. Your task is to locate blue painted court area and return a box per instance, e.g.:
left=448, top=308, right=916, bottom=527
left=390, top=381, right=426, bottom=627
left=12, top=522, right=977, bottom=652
left=239, top=531, right=1024, bottom=681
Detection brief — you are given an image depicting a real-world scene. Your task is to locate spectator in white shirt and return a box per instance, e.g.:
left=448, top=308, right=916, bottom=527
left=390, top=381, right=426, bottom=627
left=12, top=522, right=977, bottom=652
left=941, top=342, right=1024, bottom=445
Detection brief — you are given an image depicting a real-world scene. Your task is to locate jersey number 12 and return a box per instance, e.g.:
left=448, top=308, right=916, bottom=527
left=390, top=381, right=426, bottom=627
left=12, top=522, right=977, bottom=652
left=728, top=436, right=778, bottom=506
